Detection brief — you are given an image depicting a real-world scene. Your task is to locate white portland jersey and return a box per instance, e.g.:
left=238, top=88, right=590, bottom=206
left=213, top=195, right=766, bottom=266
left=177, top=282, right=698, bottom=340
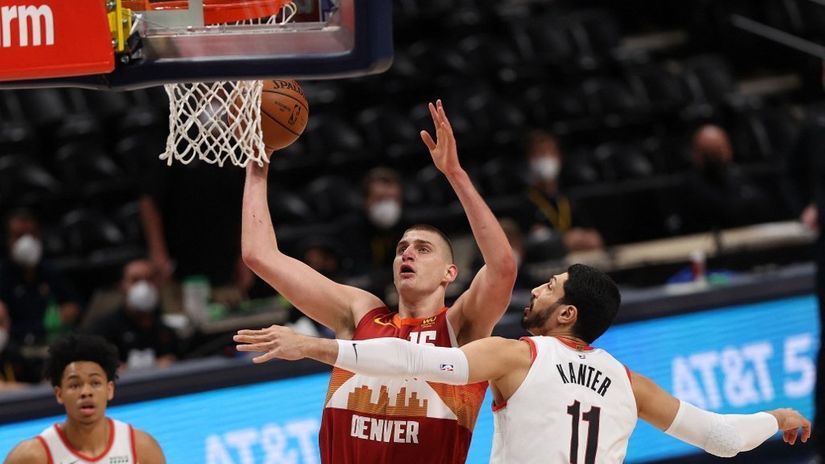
left=490, top=336, right=637, bottom=464
left=37, top=418, right=136, bottom=464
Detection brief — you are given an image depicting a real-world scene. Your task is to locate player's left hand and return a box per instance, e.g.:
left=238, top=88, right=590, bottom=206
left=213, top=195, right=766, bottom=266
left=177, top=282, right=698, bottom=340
left=768, top=408, right=811, bottom=445
left=234, top=324, right=307, bottom=363
left=420, top=99, right=462, bottom=176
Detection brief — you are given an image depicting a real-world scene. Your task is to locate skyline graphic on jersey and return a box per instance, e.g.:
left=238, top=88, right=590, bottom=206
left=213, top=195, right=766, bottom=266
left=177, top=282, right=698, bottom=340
left=347, top=385, right=429, bottom=417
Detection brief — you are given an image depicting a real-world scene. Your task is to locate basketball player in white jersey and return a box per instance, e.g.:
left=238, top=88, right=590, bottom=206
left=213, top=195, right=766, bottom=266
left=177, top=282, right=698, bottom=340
left=236, top=263, right=811, bottom=463
left=4, top=334, right=165, bottom=464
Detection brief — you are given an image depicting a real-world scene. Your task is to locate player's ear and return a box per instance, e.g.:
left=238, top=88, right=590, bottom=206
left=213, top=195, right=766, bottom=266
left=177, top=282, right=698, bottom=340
left=444, top=264, right=458, bottom=283
left=557, top=304, right=578, bottom=326
left=54, top=386, right=64, bottom=405
left=107, top=381, right=114, bottom=401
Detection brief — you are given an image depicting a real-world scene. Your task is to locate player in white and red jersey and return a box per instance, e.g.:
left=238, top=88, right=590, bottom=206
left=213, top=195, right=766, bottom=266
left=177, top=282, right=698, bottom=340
left=237, top=264, right=811, bottom=463
left=4, top=334, right=165, bottom=464
left=239, top=100, right=516, bottom=463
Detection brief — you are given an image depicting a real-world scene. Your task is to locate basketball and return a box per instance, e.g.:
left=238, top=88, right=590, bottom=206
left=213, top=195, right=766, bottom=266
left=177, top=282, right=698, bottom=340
left=260, top=79, right=309, bottom=152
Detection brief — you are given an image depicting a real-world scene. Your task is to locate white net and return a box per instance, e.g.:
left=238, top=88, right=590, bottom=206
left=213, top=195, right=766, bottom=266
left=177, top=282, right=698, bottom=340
left=161, top=80, right=267, bottom=167
left=159, top=2, right=298, bottom=168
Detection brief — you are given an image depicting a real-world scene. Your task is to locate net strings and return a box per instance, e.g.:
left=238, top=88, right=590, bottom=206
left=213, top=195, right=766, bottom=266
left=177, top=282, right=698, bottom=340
left=159, top=2, right=298, bottom=167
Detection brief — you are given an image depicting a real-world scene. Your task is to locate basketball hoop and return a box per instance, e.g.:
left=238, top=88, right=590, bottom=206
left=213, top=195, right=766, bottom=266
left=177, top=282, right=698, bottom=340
left=126, top=0, right=290, bottom=25
left=156, top=0, right=297, bottom=167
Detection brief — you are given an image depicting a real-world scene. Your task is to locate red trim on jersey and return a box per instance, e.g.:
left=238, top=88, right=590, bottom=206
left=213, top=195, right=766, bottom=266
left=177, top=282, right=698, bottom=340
left=35, top=436, right=54, bottom=464
left=624, top=365, right=632, bottom=383
left=491, top=401, right=508, bottom=412
left=519, top=337, right=538, bottom=364
left=55, top=418, right=115, bottom=462
left=391, top=307, right=449, bottom=327
left=554, top=337, right=594, bottom=351
left=129, top=424, right=138, bottom=462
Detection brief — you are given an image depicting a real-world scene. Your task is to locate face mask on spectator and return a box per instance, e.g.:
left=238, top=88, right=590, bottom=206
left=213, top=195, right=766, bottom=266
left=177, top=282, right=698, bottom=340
left=127, top=280, right=159, bottom=312
left=11, top=234, right=42, bottom=268
left=368, top=199, right=401, bottom=229
left=531, top=157, right=560, bottom=181
left=0, top=328, right=7, bottom=352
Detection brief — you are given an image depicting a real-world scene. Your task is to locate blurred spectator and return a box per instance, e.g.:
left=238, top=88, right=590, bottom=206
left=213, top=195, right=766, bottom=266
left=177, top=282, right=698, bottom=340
left=299, top=236, right=344, bottom=280
left=84, top=259, right=179, bottom=370
left=138, top=159, right=253, bottom=302
left=0, top=210, right=80, bottom=346
left=678, top=124, right=773, bottom=231
left=342, top=167, right=409, bottom=276
left=517, top=130, right=604, bottom=254
left=0, top=304, right=36, bottom=389
left=784, top=109, right=825, bottom=457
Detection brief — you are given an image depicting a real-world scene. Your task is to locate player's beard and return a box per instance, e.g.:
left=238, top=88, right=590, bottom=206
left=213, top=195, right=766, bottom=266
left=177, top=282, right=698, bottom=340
left=521, top=298, right=564, bottom=332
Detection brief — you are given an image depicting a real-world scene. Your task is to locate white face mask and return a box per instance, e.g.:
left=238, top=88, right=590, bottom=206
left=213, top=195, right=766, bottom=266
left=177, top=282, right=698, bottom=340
left=531, top=156, right=561, bottom=181
left=126, top=280, right=159, bottom=312
left=11, top=234, right=42, bottom=268
left=368, top=199, right=402, bottom=229
left=0, top=328, right=8, bottom=352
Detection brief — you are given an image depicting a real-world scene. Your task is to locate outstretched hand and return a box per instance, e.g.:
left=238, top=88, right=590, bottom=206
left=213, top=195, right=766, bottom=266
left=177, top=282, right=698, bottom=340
left=768, top=408, right=811, bottom=445
left=420, top=99, right=462, bottom=176
left=234, top=324, right=307, bottom=363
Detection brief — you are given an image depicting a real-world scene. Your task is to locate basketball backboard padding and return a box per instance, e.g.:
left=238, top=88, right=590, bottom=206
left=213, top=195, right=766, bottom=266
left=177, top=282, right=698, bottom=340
left=0, top=0, right=393, bottom=90
left=0, top=0, right=114, bottom=82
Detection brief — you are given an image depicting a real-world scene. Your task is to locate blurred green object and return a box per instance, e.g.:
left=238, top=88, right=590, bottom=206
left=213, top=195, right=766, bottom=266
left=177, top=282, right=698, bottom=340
left=43, top=298, right=65, bottom=343
left=238, top=296, right=287, bottom=315
left=208, top=303, right=227, bottom=322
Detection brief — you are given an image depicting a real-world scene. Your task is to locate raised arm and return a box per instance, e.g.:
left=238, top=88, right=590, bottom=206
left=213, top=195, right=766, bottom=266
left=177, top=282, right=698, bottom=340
left=242, top=162, right=383, bottom=337
left=234, top=324, right=530, bottom=387
left=632, top=371, right=810, bottom=457
left=421, top=101, right=517, bottom=343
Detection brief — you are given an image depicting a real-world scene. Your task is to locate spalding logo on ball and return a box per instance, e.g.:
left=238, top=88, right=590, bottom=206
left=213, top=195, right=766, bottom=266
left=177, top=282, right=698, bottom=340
left=260, top=79, right=309, bottom=152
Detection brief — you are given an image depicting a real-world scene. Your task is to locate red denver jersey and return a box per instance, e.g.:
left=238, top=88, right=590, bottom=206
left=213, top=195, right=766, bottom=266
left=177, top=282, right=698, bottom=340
left=319, top=306, right=487, bottom=464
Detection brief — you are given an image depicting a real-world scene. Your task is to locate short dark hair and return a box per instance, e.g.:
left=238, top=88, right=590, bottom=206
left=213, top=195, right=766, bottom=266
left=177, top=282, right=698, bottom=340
left=404, top=224, right=454, bottom=262
left=561, top=264, right=620, bottom=343
left=44, top=334, right=120, bottom=386
left=5, top=208, right=39, bottom=232
left=361, top=167, right=401, bottom=197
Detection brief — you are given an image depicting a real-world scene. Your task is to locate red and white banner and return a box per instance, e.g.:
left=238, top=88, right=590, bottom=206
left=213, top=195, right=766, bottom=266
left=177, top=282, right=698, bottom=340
left=0, top=0, right=113, bottom=82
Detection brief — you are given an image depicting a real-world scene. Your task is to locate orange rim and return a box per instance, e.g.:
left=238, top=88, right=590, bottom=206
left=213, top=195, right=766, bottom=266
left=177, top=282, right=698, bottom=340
left=133, top=0, right=290, bottom=25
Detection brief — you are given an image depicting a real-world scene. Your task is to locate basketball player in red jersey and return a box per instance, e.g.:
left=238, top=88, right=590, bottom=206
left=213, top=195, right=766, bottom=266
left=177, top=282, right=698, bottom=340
left=238, top=264, right=811, bottom=463
left=240, top=99, right=516, bottom=463
left=4, top=334, right=165, bottom=464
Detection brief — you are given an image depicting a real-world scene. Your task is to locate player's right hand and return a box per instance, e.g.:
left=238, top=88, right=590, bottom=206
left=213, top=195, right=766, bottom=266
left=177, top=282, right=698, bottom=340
left=768, top=408, right=811, bottom=445
left=420, top=99, right=462, bottom=177
left=234, top=324, right=307, bottom=363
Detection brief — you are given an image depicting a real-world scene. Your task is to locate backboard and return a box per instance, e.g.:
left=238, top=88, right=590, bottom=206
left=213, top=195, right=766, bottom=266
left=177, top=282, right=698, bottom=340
left=0, top=0, right=393, bottom=90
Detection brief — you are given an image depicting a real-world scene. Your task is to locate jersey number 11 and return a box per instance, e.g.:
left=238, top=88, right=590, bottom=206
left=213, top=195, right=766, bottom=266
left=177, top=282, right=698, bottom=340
left=567, top=400, right=601, bottom=464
